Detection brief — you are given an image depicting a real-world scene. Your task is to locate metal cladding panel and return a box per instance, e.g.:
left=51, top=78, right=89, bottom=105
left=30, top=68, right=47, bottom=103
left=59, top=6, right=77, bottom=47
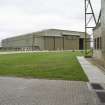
left=101, top=0, right=105, bottom=59
left=2, top=34, right=33, bottom=48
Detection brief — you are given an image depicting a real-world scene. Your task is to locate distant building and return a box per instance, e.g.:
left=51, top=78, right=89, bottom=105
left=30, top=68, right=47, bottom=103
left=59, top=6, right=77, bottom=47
left=93, top=0, right=105, bottom=66
left=2, top=29, right=90, bottom=51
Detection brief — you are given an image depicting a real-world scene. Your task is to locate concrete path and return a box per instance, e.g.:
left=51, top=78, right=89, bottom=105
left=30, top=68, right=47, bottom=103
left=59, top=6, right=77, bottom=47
left=77, top=56, right=105, bottom=83
left=0, top=50, right=82, bottom=55
left=0, top=77, right=96, bottom=105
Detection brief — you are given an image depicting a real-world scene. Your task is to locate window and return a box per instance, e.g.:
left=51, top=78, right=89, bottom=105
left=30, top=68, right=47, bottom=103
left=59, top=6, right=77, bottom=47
left=94, top=38, right=97, bottom=49
left=100, top=37, right=102, bottom=49
left=94, top=37, right=102, bottom=50
left=97, top=37, right=99, bottom=49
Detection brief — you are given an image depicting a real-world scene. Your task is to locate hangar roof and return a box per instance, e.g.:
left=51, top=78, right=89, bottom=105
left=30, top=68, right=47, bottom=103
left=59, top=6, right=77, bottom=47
left=2, top=29, right=86, bottom=41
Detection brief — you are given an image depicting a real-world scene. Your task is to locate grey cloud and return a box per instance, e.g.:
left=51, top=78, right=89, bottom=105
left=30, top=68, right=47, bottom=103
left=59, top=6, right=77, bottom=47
left=0, top=0, right=101, bottom=41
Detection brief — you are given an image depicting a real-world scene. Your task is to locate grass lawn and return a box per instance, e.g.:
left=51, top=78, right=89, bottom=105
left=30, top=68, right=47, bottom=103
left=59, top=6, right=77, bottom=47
left=0, top=51, right=88, bottom=81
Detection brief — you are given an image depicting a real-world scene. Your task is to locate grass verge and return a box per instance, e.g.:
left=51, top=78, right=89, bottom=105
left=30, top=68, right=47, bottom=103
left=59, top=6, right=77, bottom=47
left=0, top=51, right=88, bottom=81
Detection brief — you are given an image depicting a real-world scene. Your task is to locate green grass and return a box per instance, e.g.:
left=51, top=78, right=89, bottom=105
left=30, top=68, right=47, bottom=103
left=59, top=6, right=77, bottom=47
left=0, top=51, right=88, bottom=81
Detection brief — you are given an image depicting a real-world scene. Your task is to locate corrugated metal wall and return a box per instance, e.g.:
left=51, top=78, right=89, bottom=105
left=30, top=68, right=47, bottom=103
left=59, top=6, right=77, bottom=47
left=2, top=29, right=88, bottom=51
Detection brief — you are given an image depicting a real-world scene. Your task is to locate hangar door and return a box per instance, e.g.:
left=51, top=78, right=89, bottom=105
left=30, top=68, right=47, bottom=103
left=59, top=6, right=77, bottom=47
left=44, top=36, right=63, bottom=50
left=55, top=37, right=63, bottom=50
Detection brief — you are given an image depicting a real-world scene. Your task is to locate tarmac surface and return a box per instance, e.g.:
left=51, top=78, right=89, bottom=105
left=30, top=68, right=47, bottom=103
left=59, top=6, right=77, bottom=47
left=0, top=77, right=97, bottom=105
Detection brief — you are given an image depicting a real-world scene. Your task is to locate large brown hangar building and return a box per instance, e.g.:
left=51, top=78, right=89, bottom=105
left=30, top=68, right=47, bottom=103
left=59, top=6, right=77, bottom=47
left=93, top=0, right=105, bottom=66
left=2, top=29, right=90, bottom=51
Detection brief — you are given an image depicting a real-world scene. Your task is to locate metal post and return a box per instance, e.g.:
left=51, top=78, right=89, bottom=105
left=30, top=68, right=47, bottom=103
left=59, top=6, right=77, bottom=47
left=84, top=0, right=96, bottom=57
left=85, top=0, right=87, bottom=56
left=53, top=36, right=55, bottom=50
left=32, top=33, right=35, bottom=51
left=63, top=37, right=64, bottom=50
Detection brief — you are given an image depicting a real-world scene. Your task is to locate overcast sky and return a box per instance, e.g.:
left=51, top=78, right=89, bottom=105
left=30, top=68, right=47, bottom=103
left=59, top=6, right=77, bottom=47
left=0, top=0, right=101, bottom=43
